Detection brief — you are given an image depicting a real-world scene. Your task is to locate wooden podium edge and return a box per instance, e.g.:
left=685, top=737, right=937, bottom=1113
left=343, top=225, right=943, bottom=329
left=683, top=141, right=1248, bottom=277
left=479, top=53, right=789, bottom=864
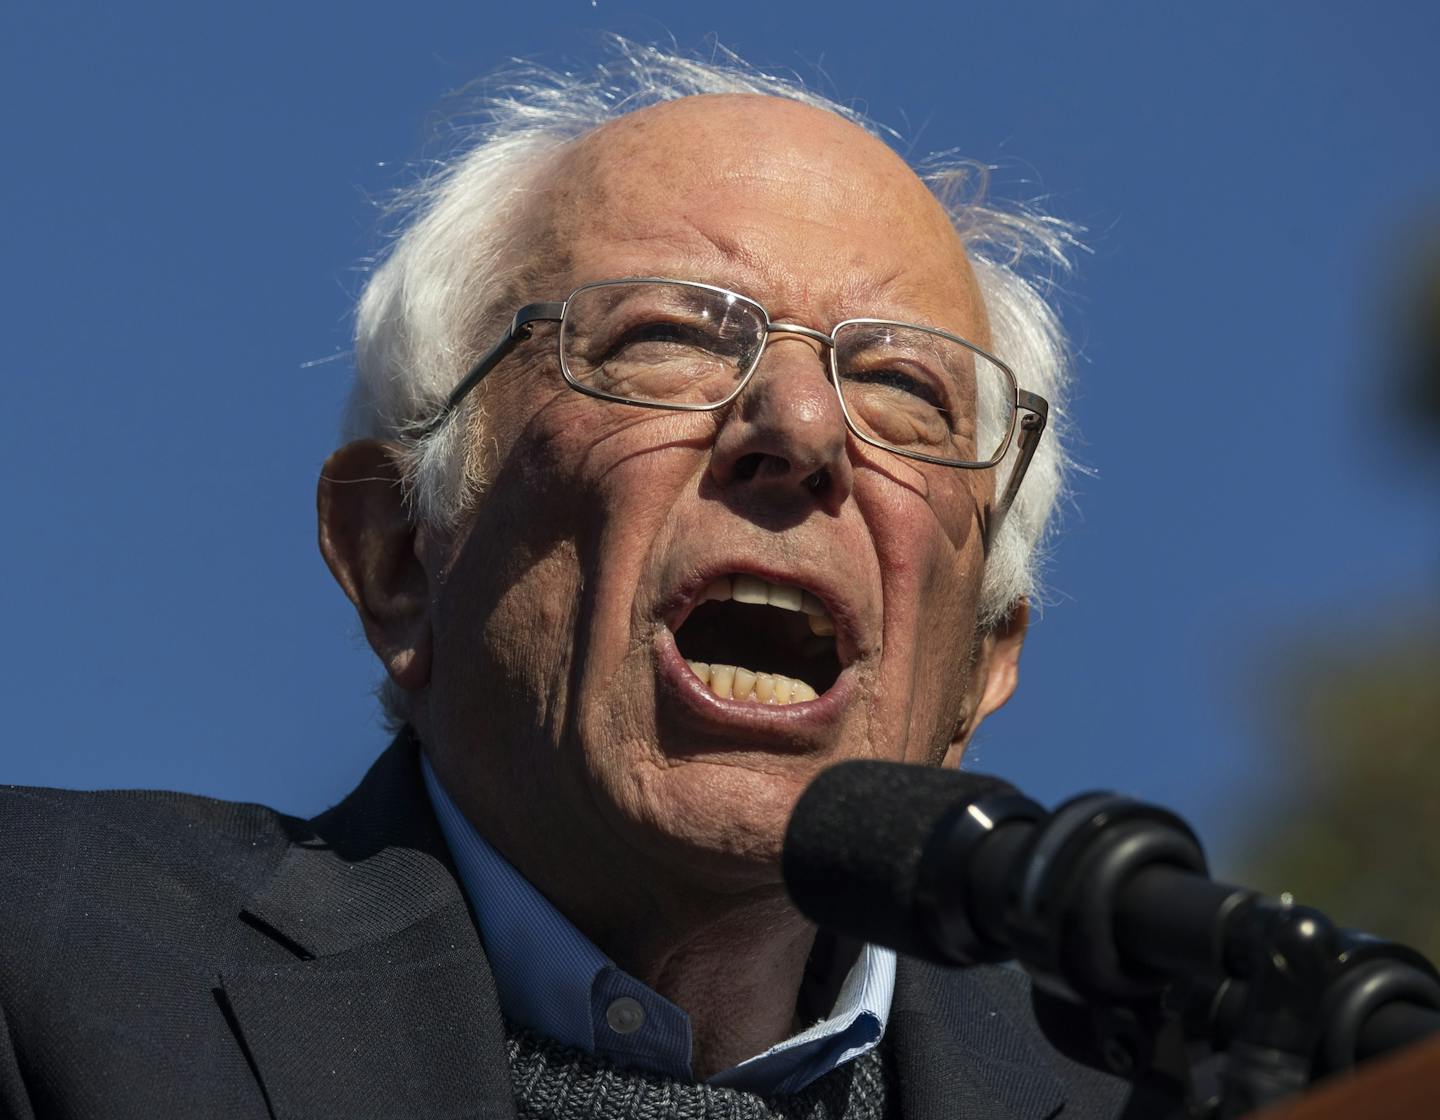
left=1251, top=1034, right=1440, bottom=1119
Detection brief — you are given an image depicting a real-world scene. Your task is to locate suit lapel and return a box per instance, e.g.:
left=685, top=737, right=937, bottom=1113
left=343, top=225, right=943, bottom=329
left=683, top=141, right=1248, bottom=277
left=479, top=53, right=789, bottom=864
left=889, top=959, right=1067, bottom=1120
left=220, top=731, right=517, bottom=1119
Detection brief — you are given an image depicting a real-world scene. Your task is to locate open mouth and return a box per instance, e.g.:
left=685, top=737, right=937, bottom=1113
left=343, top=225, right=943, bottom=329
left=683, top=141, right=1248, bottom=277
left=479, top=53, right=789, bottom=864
left=673, top=574, right=841, bottom=705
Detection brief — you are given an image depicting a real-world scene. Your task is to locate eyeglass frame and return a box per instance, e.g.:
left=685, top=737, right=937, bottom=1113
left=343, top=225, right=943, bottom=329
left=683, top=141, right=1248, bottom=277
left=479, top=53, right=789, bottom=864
left=416, top=277, right=1050, bottom=529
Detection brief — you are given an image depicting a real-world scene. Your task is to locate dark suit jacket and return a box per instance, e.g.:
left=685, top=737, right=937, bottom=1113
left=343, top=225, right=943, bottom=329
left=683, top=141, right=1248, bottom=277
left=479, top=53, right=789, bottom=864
left=0, top=735, right=1131, bottom=1119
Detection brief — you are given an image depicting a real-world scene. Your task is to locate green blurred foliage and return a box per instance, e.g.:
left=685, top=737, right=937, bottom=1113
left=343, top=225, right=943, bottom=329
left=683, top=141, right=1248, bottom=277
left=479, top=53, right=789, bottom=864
left=1237, top=631, right=1440, bottom=962
left=1236, top=233, right=1440, bottom=964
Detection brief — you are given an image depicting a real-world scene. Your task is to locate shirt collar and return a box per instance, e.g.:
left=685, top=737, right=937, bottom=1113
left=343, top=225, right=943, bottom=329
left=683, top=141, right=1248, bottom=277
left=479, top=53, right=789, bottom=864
left=421, top=752, right=894, bottom=1094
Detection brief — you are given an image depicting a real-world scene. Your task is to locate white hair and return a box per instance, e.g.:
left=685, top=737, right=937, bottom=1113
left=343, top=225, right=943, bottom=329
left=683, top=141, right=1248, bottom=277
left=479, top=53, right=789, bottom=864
left=348, top=39, right=1081, bottom=635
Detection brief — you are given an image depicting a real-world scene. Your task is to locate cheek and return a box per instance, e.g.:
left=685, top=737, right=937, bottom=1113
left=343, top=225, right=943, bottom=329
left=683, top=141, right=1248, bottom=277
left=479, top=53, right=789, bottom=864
left=855, top=465, right=987, bottom=744
left=430, top=400, right=704, bottom=753
left=521, top=391, right=705, bottom=501
left=857, top=462, right=986, bottom=607
left=516, top=396, right=710, bottom=648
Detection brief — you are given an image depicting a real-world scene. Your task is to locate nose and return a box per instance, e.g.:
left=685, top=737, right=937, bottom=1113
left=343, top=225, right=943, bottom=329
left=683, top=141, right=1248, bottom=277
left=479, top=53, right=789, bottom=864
left=707, top=334, right=854, bottom=515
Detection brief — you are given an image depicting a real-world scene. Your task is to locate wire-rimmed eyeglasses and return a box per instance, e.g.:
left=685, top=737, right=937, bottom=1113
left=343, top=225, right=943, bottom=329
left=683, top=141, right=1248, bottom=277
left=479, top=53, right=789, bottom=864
left=419, top=278, right=1049, bottom=524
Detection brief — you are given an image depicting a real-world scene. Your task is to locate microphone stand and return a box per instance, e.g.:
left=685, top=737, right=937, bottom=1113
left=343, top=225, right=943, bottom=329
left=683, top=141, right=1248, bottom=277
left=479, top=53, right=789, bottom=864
left=929, top=789, right=1440, bottom=1117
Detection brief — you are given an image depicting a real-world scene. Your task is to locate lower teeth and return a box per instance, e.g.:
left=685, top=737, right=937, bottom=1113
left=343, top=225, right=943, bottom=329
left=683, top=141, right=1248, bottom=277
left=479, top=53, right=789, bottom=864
left=686, top=661, right=818, bottom=704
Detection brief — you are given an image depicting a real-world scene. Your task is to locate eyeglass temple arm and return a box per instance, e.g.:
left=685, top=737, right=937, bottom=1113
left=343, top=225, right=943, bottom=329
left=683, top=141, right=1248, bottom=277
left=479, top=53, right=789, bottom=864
left=414, top=302, right=566, bottom=437
left=989, top=389, right=1049, bottom=539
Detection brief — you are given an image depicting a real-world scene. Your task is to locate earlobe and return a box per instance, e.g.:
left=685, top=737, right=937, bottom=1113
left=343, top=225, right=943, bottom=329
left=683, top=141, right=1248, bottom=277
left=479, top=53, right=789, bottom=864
left=317, top=440, right=433, bottom=692
left=942, top=599, right=1030, bottom=767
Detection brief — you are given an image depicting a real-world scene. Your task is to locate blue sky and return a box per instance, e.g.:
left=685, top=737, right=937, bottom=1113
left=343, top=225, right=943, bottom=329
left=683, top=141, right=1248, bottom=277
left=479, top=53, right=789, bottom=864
left=3, top=2, right=1437, bottom=872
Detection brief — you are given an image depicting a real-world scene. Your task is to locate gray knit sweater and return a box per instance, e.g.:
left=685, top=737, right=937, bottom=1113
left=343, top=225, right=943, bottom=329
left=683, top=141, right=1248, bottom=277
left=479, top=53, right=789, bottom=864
left=506, top=1024, right=897, bottom=1120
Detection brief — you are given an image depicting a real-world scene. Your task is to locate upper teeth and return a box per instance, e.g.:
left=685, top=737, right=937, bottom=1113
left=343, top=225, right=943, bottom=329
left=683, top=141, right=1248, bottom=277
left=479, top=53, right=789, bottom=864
left=699, top=574, right=835, bottom=636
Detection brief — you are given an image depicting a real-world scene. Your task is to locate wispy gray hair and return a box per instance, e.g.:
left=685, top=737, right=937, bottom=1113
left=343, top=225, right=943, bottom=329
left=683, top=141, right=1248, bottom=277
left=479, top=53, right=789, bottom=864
left=347, top=39, right=1081, bottom=637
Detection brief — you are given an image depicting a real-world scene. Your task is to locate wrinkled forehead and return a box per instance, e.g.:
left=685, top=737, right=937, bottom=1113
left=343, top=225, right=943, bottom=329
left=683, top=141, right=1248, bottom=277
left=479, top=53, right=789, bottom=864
left=522, top=94, right=986, bottom=340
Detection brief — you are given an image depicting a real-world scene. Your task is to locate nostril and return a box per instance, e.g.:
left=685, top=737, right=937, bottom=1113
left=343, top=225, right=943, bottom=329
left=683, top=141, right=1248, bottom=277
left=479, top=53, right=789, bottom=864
left=733, top=453, right=765, bottom=482
left=729, top=454, right=831, bottom=491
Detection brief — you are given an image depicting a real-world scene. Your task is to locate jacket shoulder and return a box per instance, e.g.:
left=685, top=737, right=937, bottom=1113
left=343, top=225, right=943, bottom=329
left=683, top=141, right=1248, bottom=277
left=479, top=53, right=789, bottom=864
left=0, top=781, right=299, bottom=869
left=0, top=785, right=318, bottom=1116
left=0, top=783, right=302, bottom=943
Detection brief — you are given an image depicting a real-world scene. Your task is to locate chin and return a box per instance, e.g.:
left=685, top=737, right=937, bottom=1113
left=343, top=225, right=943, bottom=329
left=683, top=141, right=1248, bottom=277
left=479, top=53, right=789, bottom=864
left=601, top=751, right=818, bottom=890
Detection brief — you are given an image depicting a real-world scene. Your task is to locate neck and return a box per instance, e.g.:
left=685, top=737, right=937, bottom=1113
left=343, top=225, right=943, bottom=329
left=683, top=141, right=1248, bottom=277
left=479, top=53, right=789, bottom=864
left=583, top=889, right=818, bottom=1078
left=426, top=739, right=823, bottom=1079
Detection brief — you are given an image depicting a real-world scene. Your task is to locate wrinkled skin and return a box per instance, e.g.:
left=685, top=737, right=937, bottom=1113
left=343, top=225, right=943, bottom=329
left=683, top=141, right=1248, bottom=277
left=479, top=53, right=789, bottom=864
left=319, top=94, right=1027, bottom=1075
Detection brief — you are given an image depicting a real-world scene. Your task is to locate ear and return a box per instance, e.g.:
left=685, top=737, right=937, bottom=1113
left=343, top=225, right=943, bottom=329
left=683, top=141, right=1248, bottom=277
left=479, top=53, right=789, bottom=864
left=941, top=599, right=1029, bottom=768
left=317, top=440, right=433, bottom=693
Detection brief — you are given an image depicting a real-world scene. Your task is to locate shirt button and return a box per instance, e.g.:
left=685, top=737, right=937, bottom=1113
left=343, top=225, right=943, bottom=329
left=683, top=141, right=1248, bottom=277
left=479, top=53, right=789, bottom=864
left=606, top=996, right=646, bottom=1035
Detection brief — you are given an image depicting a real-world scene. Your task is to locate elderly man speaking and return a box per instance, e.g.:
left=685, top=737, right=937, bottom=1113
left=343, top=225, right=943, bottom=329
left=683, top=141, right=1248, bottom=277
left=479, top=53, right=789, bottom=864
left=0, top=47, right=1129, bottom=1120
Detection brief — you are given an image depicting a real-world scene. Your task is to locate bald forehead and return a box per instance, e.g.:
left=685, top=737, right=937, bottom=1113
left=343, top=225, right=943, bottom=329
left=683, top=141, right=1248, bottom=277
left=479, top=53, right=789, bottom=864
left=568, top=95, right=957, bottom=238
left=581, top=95, right=916, bottom=185
left=522, top=94, right=983, bottom=335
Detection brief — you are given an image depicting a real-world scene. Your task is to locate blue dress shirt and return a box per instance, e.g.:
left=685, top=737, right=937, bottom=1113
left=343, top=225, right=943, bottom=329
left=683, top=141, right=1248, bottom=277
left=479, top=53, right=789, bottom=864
left=421, top=755, right=895, bottom=1095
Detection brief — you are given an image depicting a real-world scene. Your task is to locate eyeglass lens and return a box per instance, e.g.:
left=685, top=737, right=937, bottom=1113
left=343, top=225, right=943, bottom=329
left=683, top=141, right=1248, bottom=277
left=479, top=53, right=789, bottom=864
left=558, top=281, right=1014, bottom=466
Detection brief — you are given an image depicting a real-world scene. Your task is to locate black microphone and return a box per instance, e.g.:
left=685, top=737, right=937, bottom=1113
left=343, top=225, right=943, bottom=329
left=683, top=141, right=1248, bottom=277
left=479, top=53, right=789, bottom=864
left=783, top=759, right=1249, bottom=990
left=782, top=759, right=1440, bottom=1073
left=780, top=761, right=1024, bottom=964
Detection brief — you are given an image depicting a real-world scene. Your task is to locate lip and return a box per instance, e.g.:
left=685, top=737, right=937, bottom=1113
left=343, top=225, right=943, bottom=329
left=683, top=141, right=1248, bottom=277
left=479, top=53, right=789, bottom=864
left=659, top=561, right=860, bottom=671
left=656, top=625, right=857, bottom=735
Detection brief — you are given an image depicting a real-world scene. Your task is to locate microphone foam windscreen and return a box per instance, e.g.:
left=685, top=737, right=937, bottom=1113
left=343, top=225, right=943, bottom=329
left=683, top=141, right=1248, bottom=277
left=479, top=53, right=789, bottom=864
left=782, top=760, right=1017, bottom=962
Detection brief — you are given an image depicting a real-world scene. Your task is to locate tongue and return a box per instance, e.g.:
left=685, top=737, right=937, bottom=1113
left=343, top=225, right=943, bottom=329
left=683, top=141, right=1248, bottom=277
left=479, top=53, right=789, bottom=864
left=686, top=661, right=818, bottom=704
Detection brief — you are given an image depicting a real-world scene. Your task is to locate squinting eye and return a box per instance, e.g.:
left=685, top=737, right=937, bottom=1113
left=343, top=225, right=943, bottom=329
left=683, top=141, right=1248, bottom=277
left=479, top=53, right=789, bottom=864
left=609, top=320, right=713, bottom=350
left=843, top=368, right=947, bottom=411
